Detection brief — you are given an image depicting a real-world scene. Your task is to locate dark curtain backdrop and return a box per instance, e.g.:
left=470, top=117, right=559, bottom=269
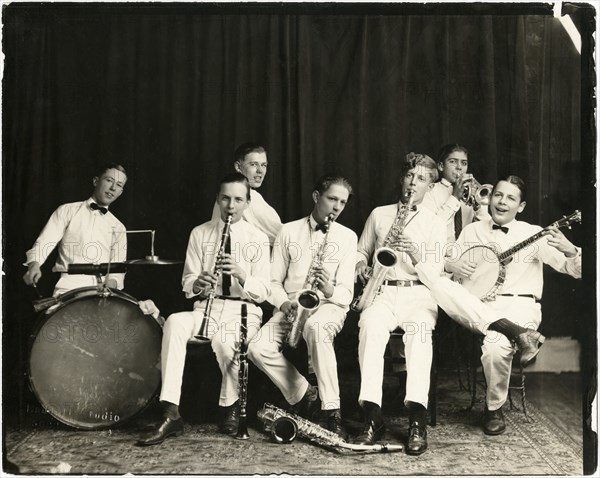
left=2, top=1, right=595, bottom=450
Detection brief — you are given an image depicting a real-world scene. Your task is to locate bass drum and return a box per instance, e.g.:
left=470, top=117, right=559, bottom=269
left=28, top=287, right=163, bottom=430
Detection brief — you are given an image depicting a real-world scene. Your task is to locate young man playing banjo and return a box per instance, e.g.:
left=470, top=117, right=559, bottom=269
left=408, top=175, right=581, bottom=435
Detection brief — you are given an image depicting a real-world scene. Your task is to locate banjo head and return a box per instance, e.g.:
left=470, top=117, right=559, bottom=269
left=454, top=245, right=503, bottom=300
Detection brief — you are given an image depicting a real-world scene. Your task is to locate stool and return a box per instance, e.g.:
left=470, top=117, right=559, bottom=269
left=386, top=329, right=437, bottom=426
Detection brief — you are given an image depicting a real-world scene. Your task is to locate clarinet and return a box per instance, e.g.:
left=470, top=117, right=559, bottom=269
left=235, top=304, right=250, bottom=440
left=195, top=213, right=233, bottom=340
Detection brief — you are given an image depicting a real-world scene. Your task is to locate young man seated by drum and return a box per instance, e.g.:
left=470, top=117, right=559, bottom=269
left=136, top=172, right=271, bottom=446
left=408, top=175, right=581, bottom=435
left=23, top=163, right=128, bottom=297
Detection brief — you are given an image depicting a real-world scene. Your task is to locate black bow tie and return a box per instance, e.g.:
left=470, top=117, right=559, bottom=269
left=315, top=223, right=329, bottom=233
left=90, top=202, right=108, bottom=215
left=492, top=224, right=509, bottom=234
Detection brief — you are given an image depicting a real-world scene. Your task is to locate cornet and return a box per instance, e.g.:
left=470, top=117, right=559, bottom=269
left=461, top=177, right=493, bottom=207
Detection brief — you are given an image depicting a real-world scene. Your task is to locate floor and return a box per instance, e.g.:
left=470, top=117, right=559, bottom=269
left=2, top=365, right=588, bottom=475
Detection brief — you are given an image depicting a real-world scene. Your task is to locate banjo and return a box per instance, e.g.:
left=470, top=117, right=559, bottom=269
left=455, top=210, right=581, bottom=301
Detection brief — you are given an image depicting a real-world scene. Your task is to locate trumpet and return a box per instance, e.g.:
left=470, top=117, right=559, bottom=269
left=286, top=213, right=334, bottom=348
left=195, top=213, right=233, bottom=341
left=461, top=177, right=493, bottom=207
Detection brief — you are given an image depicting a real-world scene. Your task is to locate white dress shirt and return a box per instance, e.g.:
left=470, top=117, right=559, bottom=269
left=24, top=198, right=127, bottom=292
left=357, top=203, right=447, bottom=281
left=211, top=189, right=282, bottom=245
left=422, top=178, right=490, bottom=243
left=454, top=217, right=582, bottom=299
left=182, top=217, right=271, bottom=306
left=269, top=215, right=357, bottom=311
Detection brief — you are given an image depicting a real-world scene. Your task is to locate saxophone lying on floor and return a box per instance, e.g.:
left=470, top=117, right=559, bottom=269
left=257, top=403, right=404, bottom=454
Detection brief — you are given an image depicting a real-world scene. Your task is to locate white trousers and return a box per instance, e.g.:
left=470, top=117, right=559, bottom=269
left=159, top=299, right=263, bottom=407
left=357, top=284, right=438, bottom=409
left=248, top=303, right=346, bottom=410
left=415, top=263, right=542, bottom=410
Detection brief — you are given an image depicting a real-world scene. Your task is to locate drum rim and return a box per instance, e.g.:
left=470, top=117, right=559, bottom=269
left=27, top=287, right=162, bottom=430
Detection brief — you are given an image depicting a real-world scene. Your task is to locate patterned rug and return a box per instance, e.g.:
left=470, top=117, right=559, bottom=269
left=4, top=371, right=583, bottom=475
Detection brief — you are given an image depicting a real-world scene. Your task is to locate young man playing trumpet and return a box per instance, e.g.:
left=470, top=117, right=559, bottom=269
left=354, top=153, right=446, bottom=455
left=137, top=172, right=271, bottom=446
left=248, top=175, right=357, bottom=439
left=422, top=144, right=490, bottom=242
left=411, top=175, right=581, bottom=435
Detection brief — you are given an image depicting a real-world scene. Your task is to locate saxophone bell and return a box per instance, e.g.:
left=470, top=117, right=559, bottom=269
left=270, top=416, right=298, bottom=444
left=296, top=289, right=321, bottom=311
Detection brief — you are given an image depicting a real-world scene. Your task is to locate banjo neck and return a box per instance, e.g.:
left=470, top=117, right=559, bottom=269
left=497, top=229, right=548, bottom=264
left=496, top=210, right=581, bottom=264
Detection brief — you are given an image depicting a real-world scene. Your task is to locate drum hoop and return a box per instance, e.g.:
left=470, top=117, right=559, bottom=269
left=29, top=287, right=146, bottom=344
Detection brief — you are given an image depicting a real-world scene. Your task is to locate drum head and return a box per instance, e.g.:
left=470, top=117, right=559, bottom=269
left=29, top=291, right=162, bottom=430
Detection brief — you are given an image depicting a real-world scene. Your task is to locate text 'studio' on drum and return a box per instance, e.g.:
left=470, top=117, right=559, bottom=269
left=28, top=286, right=163, bottom=430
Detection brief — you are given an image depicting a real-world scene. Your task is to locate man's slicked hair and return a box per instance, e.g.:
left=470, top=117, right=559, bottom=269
left=494, top=174, right=527, bottom=202
left=218, top=172, right=251, bottom=200
left=234, top=142, right=266, bottom=164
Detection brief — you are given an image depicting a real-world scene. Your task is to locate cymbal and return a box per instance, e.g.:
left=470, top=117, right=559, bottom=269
left=125, top=256, right=183, bottom=266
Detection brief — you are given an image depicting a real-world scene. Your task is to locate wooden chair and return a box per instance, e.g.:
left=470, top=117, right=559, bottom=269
left=468, top=336, right=533, bottom=422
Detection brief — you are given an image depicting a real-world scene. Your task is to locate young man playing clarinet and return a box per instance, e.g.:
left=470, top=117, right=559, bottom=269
left=410, top=175, right=581, bottom=435
left=248, top=175, right=357, bottom=439
left=354, top=152, right=446, bottom=455
left=212, top=142, right=282, bottom=246
left=137, top=172, right=271, bottom=446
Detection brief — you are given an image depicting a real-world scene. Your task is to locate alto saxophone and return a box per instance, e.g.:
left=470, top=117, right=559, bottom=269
left=195, top=213, right=233, bottom=341
left=257, top=403, right=404, bottom=453
left=285, top=214, right=334, bottom=348
left=351, top=192, right=414, bottom=312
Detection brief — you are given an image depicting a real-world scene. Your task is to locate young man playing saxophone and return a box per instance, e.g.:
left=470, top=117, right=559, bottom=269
left=248, top=175, right=357, bottom=439
left=354, top=153, right=446, bottom=455
left=136, top=172, right=271, bottom=446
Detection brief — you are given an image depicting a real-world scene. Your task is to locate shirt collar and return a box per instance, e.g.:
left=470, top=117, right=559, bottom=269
left=440, top=178, right=453, bottom=188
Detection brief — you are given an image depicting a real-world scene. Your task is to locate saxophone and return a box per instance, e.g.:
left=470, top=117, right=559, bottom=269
left=285, top=214, right=334, bottom=348
left=195, top=213, right=233, bottom=341
left=257, top=403, right=404, bottom=453
left=351, top=192, right=414, bottom=312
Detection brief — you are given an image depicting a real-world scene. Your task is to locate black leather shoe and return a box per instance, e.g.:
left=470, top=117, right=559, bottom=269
left=483, top=406, right=506, bottom=435
left=324, top=409, right=346, bottom=441
left=221, top=401, right=240, bottom=434
left=515, top=330, right=545, bottom=367
left=136, top=417, right=184, bottom=446
left=406, top=420, right=428, bottom=455
left=297, top=384, right=320, bottom=420
left=353, top=418, right=385, bottom=445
